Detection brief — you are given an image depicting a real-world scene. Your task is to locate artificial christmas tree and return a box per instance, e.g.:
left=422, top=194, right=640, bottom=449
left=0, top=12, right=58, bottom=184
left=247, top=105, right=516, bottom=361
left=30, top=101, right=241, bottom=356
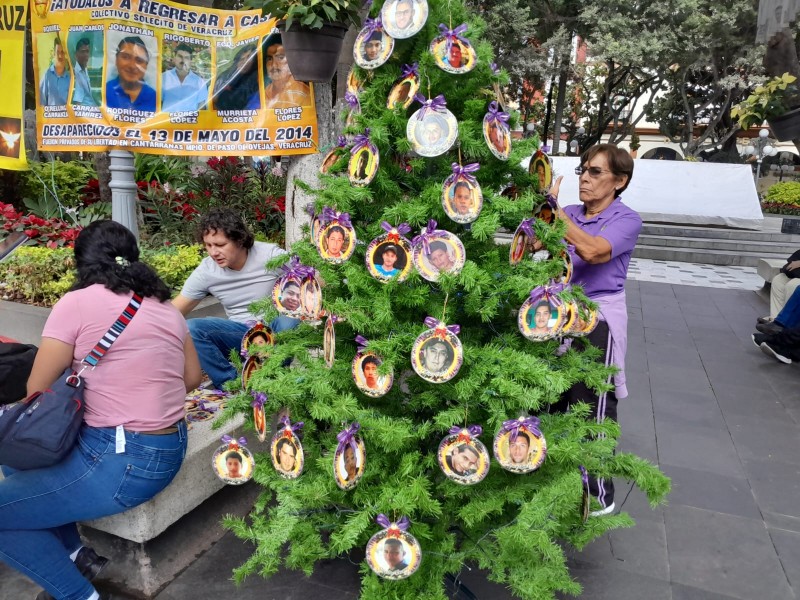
left=219, top=0, right=669, bottom=596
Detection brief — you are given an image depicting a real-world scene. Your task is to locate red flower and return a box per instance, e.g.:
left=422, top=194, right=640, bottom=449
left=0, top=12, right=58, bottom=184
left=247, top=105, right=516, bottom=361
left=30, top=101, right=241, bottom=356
left=227, top=156, right=238, bottom=165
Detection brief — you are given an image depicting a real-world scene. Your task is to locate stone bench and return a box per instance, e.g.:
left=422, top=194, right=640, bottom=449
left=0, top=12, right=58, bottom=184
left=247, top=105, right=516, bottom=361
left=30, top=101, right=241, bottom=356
left=757, top=258, right=785, bottom=285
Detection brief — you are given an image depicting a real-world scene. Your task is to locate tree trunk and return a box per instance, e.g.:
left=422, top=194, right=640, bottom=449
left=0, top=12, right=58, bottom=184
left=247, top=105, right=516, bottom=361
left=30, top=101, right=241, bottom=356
left=551, top=64, right=569, bottom=155
left=764, top=29, right=800, bottom=155
left=92, top=152, right=112, bottom=203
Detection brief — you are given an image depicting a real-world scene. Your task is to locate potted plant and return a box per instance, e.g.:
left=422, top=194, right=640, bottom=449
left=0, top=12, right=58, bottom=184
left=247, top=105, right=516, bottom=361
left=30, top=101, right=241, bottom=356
left=629, top=131, right=640, bottom=158
left=248, top=0, right=364, bottom=82
left=731, top=72, right=800, bottom=141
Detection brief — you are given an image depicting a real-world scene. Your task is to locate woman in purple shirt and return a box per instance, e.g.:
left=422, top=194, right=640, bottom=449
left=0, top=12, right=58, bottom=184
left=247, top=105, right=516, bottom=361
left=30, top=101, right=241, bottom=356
left=549, top=143, right=641, bottom=517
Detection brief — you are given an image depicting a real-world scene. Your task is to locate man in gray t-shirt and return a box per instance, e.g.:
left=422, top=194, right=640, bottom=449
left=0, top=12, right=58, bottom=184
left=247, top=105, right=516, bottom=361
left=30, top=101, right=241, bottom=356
left=173, top=208, right=298, bottom=387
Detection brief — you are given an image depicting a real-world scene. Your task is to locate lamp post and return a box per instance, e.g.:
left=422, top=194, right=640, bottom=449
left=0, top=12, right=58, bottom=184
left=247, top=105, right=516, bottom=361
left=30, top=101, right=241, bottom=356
left=744, top=127, right=778, bottom=182
left=569, top=126, right=586, bottom=155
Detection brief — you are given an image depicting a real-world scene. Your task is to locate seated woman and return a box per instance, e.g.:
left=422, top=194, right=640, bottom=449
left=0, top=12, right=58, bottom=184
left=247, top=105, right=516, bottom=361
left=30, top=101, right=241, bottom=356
left=759, top=248, right=800, bottom=323
left=0, top=220, right=201, bottom=600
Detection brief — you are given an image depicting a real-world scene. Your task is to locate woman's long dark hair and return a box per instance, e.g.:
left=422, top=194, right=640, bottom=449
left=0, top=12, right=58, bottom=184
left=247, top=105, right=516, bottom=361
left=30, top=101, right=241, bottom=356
left=213, top=44, right=259, bottom=110
left=72, top=220, right=171, bottom=302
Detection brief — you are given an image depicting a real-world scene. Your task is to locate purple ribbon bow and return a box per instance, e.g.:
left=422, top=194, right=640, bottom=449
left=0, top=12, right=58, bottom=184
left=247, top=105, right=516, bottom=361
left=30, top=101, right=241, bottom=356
left=279, top=415, right=304, bottom=435
left=446, top=162, right=480, bottom=187
left=400, top=63, right=419, bottom=79
left=448, top=424, right=483, bottom=438
left=350, top=128, right=372, bottom=154
left=345, top=92, right=360, bottom=111
left=424, top=316, right=461, bottom=337
left=363, top=16, right=383, bottom=34
left=502, top=416, right=542, bottom=442
left=490, top=62, right=500, bottom=75
left=565, top=244, right=576, bottom=260
left=579, top=465, right=588, bottom=487
left=197, top=399, right=219, bottom=413
left=337, top=135, right=348, bottom=148
left=336, top=422, right=361, bottom=456
left=518, top=218, right=535, bottom=239
left=544, top=193, right=558, bottom=210
left=250, top=391, right=267, bottom=409
left=376, top=514, right=410, bottom=535
left=281, top=255, right=316, bottom=281
left=354, top=334, right=370, bottom=353
left=321, top=207, right=353, bottom=229
left=381, top=221, right=412, bottom=242
left=486, top=101, right=509, bottom=125
left=221, top=434, right=247, bottom=447
left=541, top=144, right=551, bottom=153
left=529, top=281, right=566, bottom=307
left=413, top=94, right=447, bottom=120
left=438, top=23, right=469, bottom=54
left=411, top=219, right=440, bottom=255
left=304, top=203, right=316, bottom=217
left=329, top=314, right=340, bottom=325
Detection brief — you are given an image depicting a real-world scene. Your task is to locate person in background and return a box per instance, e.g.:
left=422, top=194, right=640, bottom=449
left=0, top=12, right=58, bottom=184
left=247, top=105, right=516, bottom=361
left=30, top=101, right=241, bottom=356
left=756, top=285, right=800, bottom=335
left=0, top=220, right=201, bottom=600
left=172, top=208, right=298, bottom=389
left=548, top=143, right=640, bottom=517
left=757, top=248, right=800, bottom=325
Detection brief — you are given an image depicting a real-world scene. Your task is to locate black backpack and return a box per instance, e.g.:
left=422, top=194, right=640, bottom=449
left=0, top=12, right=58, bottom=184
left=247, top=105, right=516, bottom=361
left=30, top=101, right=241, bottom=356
left=0, top=343, right=37, bottom=405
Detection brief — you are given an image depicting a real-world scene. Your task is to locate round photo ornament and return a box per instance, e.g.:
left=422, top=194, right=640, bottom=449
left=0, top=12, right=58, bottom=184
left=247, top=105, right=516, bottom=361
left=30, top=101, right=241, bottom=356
left=334, top=422, right=365, bottom=490
left=323, top=314, right=339, bottom=368
left=493, top=416, right=547, bottom=474
left=529, top=149, right=553, bottom=193
left=271, top=416, right=304, bottom=479
left=366, top=222, right=414, bottom=283
left=366, top=515, right=422, bottom=580
left=381, top=0, right=428, bottom=39
left=346, top=65, right=362, bottom=94
left=438, top=425, right=490, bottom=485
left=518, top=281, right=568, bottom=341
left=251, top=391, right=268, bottom=443
left=411, top=317, right=463, bottom=383
left=387, top=63, right=420, bottom=110
left=320, top=136, right=349, bottom=176
left=352, top=335, right=393, bottom=397
left=407, top=94, right=458, bottom=157
left=509, top=218, right=540, bottom=265
left=354, top=17, right=394, bottom=70
left=430, top=23, right=476, bottom=74
left=273, top=256, right=314, bottom=317
left=300, top=276, right=324, bottom=322
left=483, top=101, right=511, bottom=161
left=442, top=162, right=483, bottom=224
left=212, top=435, right=254, bottom=486
left=348, top=128, right=380, bottom=187
left=241, top=354, right=262, bottom=389
left=411, top=220, right=466, bottom=282
left=241, top=321, right=274, bottom=359
left=316, top=208, right=357, bottom=263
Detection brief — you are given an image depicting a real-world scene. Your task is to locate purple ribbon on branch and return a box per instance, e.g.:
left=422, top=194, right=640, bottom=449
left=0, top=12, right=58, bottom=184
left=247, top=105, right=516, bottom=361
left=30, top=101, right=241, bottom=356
left=448, top=424, right=482, bottom=438
left=304, top=203, right=316, bottom=217
left=490, top=62, right=500, bottom=75
left=541, top=144, right=551, bottom=153
left=321, top=207, right=353, bottom=229
left=438, top=23, right=469, bottom=54
left=445, top=162, right=480, bottom=187
left=221, top=434, right=247, bottom=447
left=424, top=316, right=461, bottom=337
left=381, top=221, right=411, bottom=243
left=363, top=16, right=383, bottom=34
left=250, top=391, right=267, bottom=409
left=354, top=334, right=370, bottom=353
left=281, top=255, right=316, bottom=281
left=198, top=399, right=220, bottom=413
left=501, top=416, right=542, bottom=441
left=329, top=314, right=340, bottom=325
left=413, top=94, right=447, bottom=120
left=411, top=219, right=439, bottom=255
left=336, top=422, right=361, bottom=456
left=376, top=514, right=410, bottom=535
left=350, top=128, right=372, bottom=155
left=279, top=415, right=304, bottom=436
left=579, top=465, right=588, bottom=487
left=486, top=101, right=509, bottom=126
left=544, top=193, right=558, bottom=210
left=337, top=135, right=348, bottom=148
left=345, top=92, right=360, bottom=111
left=400, top=63, right=419, bottom=79
left=518, top=218, right=535, bottom=239
left=529, top=281, right=566, bottom=307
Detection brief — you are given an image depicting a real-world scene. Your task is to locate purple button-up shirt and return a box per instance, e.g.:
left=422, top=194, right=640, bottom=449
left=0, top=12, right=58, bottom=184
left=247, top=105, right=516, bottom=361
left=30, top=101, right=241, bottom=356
left=563, top=197, right=642, bottom=298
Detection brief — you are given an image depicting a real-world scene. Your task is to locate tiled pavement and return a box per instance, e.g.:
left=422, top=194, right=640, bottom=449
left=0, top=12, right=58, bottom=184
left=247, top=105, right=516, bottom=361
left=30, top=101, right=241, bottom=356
left=627, top=258, right=763, bottom=291
left=2, top=279, right=798, bottom=600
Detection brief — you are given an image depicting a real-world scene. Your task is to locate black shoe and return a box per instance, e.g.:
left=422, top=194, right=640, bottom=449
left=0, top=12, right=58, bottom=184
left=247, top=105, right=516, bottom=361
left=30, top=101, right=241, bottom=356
left=757, top=315, right=774, bottom=324
left=756, top=321, right=784, bottom=335
left=760, top=341, right=793, bottom=364
left=74, top=547, right=110, bottom=581
left=752, top=333, right=768, bottom=349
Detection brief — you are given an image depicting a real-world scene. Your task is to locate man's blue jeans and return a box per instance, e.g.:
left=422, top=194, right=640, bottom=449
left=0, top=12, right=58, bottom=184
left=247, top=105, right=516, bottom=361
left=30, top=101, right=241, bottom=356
left=0, top=422, right=187, bottom=600
left=775, top=286, right=800, bottom=329
left=187, top=316, right=300, bottom=388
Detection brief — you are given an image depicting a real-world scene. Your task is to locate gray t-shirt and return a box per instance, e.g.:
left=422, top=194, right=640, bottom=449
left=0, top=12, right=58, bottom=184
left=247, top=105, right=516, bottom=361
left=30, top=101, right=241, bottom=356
left=180, top=241, right=286, bottom=322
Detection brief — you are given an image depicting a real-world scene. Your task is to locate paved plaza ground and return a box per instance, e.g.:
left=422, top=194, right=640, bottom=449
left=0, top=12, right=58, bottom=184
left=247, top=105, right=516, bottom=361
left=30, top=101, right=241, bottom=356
left=2, top=268, right=798, bottom=600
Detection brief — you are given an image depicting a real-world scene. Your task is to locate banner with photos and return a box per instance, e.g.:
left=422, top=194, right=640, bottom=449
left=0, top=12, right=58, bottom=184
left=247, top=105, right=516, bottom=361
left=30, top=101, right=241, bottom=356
left=0, top=1, right=28, bottom=170
left=30, top=0, right=318, bottom=156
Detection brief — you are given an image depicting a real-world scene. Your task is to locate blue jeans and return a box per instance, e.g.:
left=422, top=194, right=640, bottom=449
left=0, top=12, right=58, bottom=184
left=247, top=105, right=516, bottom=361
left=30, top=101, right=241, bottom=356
left=775, top=286, right=800, bottom=329
left=187, top=316, right=300, bottom=388
left=0, top=422, right=187, bottom=600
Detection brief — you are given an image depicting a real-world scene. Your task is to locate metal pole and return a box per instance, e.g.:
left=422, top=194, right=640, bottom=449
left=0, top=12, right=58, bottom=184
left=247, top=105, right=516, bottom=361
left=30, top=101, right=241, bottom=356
left=755, top=157, right=763, bottom=182
left=109, top=150, right=139, bottom=240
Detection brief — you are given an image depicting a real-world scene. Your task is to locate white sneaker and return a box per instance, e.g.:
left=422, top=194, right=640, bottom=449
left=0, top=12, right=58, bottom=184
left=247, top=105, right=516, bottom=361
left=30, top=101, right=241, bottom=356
left=590, top=502, right=615, bottom=517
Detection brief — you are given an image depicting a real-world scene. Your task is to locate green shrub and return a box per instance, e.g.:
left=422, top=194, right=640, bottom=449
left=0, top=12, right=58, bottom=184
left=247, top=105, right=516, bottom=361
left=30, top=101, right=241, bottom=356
left=764, top=181, right=800, bottom=205
left=21, top=160, right=97, bottom=211
left=0, top=244, right=203, bottom=307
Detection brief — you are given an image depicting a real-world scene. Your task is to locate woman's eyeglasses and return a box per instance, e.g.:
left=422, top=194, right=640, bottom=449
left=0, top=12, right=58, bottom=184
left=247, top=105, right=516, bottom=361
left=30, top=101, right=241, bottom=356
left=574, top=166, right=612, bottom=178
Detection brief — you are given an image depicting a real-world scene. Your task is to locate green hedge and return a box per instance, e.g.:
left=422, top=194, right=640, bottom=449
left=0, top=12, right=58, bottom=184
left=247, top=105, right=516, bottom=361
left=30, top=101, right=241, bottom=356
left=0, top=244, right=203, bottom=307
